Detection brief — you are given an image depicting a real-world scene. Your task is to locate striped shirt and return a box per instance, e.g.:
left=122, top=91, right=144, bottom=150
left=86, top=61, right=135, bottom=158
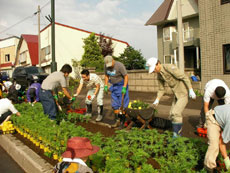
left=80, top=73, right=104, bottom=89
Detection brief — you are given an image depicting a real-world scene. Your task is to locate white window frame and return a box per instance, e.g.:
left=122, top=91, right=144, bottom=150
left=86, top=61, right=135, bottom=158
left=164, top=55, right=175, bottom=64
left=163, top=26, right=176, bottom=42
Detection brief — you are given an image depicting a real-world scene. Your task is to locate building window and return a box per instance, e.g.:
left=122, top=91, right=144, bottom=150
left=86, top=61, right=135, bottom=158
left=19, top=52, right=27, bottom=63
left=221, top=0, right=230, bottom=5
left=5, top=54, right=10, bottom=62
left=164, top=55, right=176, bottom=64
left=224, top=44, right=230, bottom=73
left=163, top=26, right=176, bottom=42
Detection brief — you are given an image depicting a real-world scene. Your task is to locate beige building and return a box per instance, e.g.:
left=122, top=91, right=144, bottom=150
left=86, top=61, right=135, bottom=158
left=40, top=22, right=129, bottom=74
left=0, top=36, right=20, bottom=77
left=146, top=0, right=230, bottom=91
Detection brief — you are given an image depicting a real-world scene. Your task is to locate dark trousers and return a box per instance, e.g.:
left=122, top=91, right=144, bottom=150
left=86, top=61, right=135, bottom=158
left=39, top=88, right=57, bottom=120
left=0, top=111, right=12, bottom=124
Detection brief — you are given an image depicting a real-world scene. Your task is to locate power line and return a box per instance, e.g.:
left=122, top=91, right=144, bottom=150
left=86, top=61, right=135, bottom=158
left=0, top=0, right=50, bottom=35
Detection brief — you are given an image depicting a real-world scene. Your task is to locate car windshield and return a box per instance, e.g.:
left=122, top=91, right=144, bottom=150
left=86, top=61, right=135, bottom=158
left=25, top=67, right=44, bottom=74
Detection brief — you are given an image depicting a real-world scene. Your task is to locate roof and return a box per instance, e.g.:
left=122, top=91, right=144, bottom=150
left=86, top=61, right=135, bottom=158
left=145, top=0, right=198, bottom=26
left=41, top=22, right=129, bottom=46
left=21, top=34, right=38, bottom=65
left=145, top=0, right=173, bottom=26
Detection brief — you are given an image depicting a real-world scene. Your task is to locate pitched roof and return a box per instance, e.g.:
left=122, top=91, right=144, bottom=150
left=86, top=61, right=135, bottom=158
left=21, top=34, right=38, bottom=65
left=145, top=0, right=173, bottom=26
left=145, top=0, right=198, bottom=26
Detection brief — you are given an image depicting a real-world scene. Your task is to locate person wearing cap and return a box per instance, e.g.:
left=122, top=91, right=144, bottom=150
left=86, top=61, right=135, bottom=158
left=39, top=64, right=74, bottom=120
left=197, top=79, right=230, bottom=129
left=0, top=96, right=21, bottom=126
left=146, top=57, right=196, bottom=138
left=204, top=104, right=230, bottom=171
left=74, top=69, right=104, bottom=121
left=53, top=137, right=100, bottom=173
left=104, top=55, right=129, bottom=129
left=26, top=81, right=41, bottom=106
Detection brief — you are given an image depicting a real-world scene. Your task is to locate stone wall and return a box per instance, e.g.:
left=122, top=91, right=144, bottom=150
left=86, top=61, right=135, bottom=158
left=96, top=69, right=201, bottom=94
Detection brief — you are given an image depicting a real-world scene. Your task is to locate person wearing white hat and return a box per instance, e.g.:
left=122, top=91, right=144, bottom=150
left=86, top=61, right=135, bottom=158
left=146, top=57, right=196, bottom=138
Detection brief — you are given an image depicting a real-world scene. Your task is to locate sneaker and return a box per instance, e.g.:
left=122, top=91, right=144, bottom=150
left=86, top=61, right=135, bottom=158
left=96, top=115, right=103, bottom=122
left=85, top=113, right=92, bottom=118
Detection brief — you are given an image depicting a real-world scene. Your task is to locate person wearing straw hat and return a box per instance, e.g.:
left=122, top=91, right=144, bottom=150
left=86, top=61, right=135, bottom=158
left=53, top=137, right=100, bottom=173
left=146, top=57, right=196, bottom=138
left=104, top=55, right=129, bottom=129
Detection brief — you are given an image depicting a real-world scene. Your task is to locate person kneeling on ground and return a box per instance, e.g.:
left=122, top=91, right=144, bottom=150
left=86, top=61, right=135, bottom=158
left=204, top=104, right=230, bottom=172
left=53, top=137, right=100, bottom=173
left=74, top=69, right=104, bottom=122
left=0, top=96, right=20, bottom=126
left=26, top=78, right=41, bottom=106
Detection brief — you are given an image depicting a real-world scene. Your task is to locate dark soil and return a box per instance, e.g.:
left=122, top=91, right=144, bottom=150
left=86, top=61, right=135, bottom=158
left=76, top=122, right=116, bottom=137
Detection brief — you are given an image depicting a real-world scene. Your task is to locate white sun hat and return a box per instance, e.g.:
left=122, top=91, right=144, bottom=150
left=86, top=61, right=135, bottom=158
left=146, top=57, right=158, bottom=73
left=15, top=84, right=21, bottom=91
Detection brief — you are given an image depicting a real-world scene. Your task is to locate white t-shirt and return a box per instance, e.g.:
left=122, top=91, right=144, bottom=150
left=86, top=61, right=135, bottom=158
left=0, top=98, right=18, bottom=117
left=204, top=79, right=230, bottom=103
left=80, top=73, right=104, bottom=89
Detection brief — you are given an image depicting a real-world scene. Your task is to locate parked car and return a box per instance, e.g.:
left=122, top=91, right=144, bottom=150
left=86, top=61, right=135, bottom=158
left=12, top=66, right=48, bottom=87
left=0, top=71, right=10, bottom=81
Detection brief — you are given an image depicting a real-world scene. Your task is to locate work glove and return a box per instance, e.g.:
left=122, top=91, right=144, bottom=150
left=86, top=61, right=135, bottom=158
left=189, top=89, right=196, bottom=99
left=73, top=93, right=78, bottom=97
left=224, top=157, right=230, bottom=170
left=152, top=99, right=159, bottom=107
left=54, top=95, right=58, bottom=100
left=71, top=97, right=76, bottom=102
left=122, top=86, right=127, bottom=94
left=104, top=85, right=108, bottom=93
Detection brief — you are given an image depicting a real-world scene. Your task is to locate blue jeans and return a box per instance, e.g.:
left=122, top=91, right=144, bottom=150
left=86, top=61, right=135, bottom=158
left=109, top=80, right=129, bottom=110
left=39, top=88, right=57, bottom=120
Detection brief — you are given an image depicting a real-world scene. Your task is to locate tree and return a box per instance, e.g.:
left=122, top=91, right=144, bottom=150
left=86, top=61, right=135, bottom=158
left=117, top=46, right=146, bottom=70
left=80, top=33, right=104, bottom=71
left=98, top=33, right=114, bottom=57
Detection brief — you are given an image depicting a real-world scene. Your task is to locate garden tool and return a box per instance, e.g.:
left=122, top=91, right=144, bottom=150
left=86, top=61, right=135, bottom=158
left=115, top=94, right=126, bottom=130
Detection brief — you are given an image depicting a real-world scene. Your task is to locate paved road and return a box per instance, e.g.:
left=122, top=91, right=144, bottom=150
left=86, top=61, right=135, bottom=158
left=0, top=145, right=25, bottom=173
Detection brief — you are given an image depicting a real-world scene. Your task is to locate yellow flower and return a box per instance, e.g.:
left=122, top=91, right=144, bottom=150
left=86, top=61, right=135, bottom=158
left=138, top=107, right=142, bottom=110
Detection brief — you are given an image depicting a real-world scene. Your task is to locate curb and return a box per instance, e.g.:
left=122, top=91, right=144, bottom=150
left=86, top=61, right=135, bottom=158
left=0, top=134, right=53, bottom=173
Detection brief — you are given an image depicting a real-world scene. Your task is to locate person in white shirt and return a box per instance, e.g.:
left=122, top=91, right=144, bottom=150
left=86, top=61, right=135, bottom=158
left=197, top=79, right=230, bottom=128
left=75, top=69, right=104, bottom=122
left=0, top=97, right=20, bottom=125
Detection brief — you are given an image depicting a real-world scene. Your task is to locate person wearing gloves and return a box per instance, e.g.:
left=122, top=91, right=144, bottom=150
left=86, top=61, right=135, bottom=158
left=74, top=69, right=104, bottom=121
left=0, top=96, right=21, bottom=126
left=146, top=57, right=196, bottom=138
left=39, top=64, right=74, bottom=120
left=104, top=55, right=129, bottom=129
left=197, top=79, right=230, bottom=128
left=204, top=104, right=230, bottom=172
left=26, top=79, right=41, bottom=106
left=53, top=136, right=100, bottom=173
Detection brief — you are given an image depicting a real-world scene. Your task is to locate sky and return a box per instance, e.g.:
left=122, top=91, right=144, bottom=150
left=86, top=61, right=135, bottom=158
left=0, top=0, right=164, bottom=59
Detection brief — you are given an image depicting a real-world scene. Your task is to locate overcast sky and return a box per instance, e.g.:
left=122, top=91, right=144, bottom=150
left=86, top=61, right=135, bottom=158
left=0, top=0, right=164, bottom=59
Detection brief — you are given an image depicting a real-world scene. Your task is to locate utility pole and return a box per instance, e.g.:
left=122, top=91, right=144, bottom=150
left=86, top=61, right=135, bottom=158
left=51, top=0, right=57, bottom=72
left=38, top=5, right=41, bottom=67
left=177, top=0, right=184, bottom=71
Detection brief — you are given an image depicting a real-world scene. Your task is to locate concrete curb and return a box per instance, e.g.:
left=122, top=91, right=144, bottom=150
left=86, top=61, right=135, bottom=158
left=0, top=134, right=53, bottom=173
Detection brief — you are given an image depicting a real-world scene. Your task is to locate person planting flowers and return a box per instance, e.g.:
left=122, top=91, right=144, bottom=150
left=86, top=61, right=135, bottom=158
left=146, top=57, right=196, bottom=138
left=104, top=55, right=129, bottom=129
left=39, top=64, right=74, bottom=120
left=74, top=69, right=104, bottom=121
left=197, top=79, right=230, bottom=129
left=204, top=104, right=230, bottom=172
left=26, top=77, right=41, bottom=106
left=0, top=96, right=20, bottom=126
left=53, top=137, right=100, bottom=173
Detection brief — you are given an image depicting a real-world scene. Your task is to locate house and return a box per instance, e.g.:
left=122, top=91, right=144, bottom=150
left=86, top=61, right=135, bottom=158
left=40, top=22, right=129, bottom=74
left=15, top=34, right=38, bottom=67
left=0, top=36, right=20, bottom=77
left=146, top=0, right=230, bottom=90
